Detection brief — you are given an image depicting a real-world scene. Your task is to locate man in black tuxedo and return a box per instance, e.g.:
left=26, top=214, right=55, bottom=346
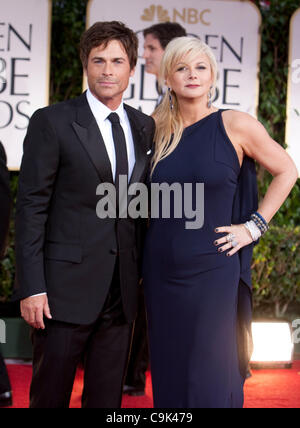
left=14, top=21, right=155, bottom=408
left=0, top=142, right=12, bottom=407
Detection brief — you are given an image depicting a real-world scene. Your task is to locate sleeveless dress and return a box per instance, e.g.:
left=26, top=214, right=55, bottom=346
left=142, top=110, right=257, bottom=408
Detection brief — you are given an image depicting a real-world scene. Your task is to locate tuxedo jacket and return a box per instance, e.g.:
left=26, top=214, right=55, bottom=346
left=14, top=92, right=155, bottom=325
left=0, top=142, right=11, bottom=260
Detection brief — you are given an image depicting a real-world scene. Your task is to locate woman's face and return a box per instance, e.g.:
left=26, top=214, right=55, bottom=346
left=166, top=52, right=213, bottom=102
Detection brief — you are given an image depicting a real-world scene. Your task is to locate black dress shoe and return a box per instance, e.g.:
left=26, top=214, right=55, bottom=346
left=123, top=385, right=145, bottom=397
left=0, top=391, right=13, bottom=407
left=128, top=389, right=145, bottom=397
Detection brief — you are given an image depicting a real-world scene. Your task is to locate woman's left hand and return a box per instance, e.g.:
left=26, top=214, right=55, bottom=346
left=214, top=224, right=253, bottom=257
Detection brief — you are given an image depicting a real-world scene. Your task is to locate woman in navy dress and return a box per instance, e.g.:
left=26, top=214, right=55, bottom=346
left=142, top=37, right=298, bottom=408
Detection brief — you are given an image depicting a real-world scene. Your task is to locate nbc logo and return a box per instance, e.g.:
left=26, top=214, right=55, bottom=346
left=141, top=5, right=211, bottom=26
left=141, top=5, right=170, bottom=22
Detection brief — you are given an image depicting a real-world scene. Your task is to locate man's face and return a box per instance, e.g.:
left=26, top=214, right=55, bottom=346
left=143, top=34, right=165, bottom=78
left=85, top=40, right=135, bottom=109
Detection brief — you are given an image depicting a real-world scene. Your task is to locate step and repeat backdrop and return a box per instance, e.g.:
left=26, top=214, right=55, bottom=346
left=0, top=0, right=298, bottom=174
left=0, top=0, right=52, bottom=170
left=86, top=0, right=261, bottom=116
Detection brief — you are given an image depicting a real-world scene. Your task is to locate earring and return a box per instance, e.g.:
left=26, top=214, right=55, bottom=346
left=207, top=87, right=213, bottom=108
left=168, top=88, right=174, bottom=111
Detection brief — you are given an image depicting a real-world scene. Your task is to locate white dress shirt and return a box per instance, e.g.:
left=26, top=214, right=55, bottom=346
left=86, top=89, right=136, bottom=182
left=31, top=90, right=136, bottom=298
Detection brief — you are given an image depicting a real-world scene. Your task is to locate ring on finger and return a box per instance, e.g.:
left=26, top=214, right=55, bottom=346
left=226, top=233, right=235, bottom=243
left=231, top=240, right=239, bottom=248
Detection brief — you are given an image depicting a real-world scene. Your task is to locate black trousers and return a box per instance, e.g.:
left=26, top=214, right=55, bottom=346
left=30, top=260, right=133, bottom=408
left=125, top=285, right=149, bottom=389
left=0, top=352, right=11, bottom=394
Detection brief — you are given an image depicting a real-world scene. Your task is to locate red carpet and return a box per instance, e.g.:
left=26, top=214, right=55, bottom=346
left=5, top=361, right=300, bottom=408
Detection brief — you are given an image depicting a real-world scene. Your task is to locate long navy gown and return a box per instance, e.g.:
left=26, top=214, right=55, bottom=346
left=143, top=110, right=258, bottom=408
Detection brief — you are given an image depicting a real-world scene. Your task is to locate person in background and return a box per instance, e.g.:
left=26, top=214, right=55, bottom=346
left=123, top=22, right=187, bottom=397
left=143, top=22, right=187, bottom=105
left=0, top=142, right=12, bottom=408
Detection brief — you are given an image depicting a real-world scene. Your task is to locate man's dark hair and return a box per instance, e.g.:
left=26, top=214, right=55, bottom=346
left=80, top=21, right=138, bottom=70
left=143, top=22, right=187, bottom=50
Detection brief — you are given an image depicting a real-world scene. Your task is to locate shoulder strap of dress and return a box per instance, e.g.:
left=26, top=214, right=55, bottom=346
left=216, top=108, right=230, bottom=122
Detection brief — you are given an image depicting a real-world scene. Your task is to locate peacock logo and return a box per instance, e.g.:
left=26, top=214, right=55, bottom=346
left=141, top=5, right=170, bottom=22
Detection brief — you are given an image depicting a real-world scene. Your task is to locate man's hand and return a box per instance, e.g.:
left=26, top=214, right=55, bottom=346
left=20, top=295, right=52, bottom=329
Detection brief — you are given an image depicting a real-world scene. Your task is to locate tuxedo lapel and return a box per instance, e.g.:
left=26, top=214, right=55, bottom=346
left=72, top=93, right=113, bottom=184
left=72, top=96, right=150, bottom=193
left=125, top=105, right=149, bottom=187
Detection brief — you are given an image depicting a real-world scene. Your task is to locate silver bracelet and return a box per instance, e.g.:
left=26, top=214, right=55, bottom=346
left=251, top=212, right=269, bottom=234
left=244, top=220, right=262, bottom=242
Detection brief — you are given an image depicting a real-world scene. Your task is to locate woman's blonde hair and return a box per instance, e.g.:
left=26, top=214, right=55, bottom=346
left=151, top=36, right=218, bottom=175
